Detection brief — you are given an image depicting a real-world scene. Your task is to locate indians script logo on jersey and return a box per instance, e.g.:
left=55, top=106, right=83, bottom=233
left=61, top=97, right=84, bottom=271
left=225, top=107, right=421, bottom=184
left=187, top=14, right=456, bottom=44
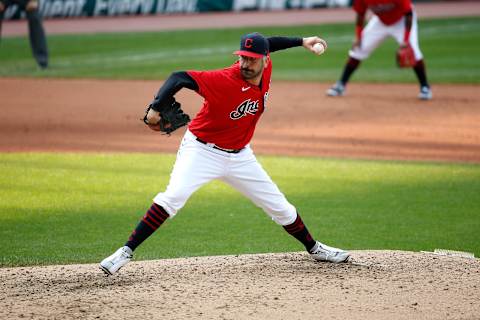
left=230, top=99, right=259, bottom=120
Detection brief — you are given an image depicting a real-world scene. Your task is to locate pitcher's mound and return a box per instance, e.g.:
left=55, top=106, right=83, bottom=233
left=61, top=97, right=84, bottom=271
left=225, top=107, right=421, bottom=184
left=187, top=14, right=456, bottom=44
left=1, top=250, right=479, bottom=319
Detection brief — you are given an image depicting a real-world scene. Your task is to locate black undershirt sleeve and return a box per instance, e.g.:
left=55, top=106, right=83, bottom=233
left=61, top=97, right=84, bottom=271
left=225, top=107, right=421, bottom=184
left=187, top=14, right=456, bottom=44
left=151, top=71, right=199, bottom=111
left=267, top=36, right=303, bottom=53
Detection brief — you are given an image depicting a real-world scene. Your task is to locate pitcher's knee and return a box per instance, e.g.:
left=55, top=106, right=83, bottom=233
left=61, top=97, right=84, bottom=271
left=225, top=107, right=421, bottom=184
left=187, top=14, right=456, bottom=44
left=153, top=191, right=190, bottom=217
left=266, top=203, right=297, bottom=226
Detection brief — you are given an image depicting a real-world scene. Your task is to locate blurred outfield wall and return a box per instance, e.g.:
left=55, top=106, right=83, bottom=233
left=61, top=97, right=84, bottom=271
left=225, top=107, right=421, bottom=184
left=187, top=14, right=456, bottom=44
left=4, top=0, right=348, bottom=20
left=3, top=0, right=450, bottom=20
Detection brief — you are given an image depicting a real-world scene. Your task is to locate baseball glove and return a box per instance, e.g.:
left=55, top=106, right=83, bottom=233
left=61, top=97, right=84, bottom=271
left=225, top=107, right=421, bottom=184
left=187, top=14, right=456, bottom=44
left=396, top=45, right=415, bottom=68
left=142, top=98, right=190, bottom=135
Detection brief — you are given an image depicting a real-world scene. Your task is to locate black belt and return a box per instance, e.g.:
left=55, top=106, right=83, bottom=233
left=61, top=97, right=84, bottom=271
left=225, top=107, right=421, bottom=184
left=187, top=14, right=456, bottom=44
left=196, top=138, right=243, bottom=154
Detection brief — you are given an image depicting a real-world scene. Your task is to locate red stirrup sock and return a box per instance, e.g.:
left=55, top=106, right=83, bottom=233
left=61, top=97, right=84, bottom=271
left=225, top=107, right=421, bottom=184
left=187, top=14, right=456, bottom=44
left=125, top=203, right=169, bottom=251
left=283, top=214, right=317, bottom=252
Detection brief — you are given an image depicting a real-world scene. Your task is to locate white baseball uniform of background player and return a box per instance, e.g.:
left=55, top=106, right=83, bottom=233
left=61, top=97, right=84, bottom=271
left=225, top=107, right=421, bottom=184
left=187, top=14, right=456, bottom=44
left=327, top=0, right=432, bottom=100
left=349, top=10, right=422, bottom=61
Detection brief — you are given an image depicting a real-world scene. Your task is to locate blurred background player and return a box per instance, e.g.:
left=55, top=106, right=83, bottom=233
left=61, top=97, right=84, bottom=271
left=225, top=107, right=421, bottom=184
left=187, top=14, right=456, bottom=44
left=0, top=0, right=48, bottom=68
left=327, top=0, right=432, bottom=100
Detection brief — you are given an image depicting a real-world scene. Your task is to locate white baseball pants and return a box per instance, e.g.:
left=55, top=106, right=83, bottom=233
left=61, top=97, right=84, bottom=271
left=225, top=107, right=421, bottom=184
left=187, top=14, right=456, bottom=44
left=153, top=130, right=297, bottom=226
left=349, top=11, right=423, bottom=61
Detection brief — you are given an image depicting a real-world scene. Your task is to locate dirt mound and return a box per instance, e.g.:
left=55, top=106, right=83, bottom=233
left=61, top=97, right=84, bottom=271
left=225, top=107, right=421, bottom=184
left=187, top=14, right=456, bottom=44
left=1, top=251, right=478, bottom=319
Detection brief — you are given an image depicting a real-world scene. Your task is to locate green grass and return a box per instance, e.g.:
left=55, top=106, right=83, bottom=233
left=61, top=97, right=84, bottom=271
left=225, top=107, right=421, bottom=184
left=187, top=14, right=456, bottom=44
left=1, top=17, right=479, bottom=83
left=1, top=153, right=479, bottom=267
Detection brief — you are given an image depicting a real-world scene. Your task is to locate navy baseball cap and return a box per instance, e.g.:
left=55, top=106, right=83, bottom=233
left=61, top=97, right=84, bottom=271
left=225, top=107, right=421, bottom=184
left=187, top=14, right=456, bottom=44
left=234, top=32, right=269, bottom=58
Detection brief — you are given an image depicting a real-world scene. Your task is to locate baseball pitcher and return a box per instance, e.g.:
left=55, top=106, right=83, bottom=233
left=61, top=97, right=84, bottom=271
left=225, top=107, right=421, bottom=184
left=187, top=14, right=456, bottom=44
left=326, top=0, right=432, bottom=100
left=100, top=32, right=349, bottom=276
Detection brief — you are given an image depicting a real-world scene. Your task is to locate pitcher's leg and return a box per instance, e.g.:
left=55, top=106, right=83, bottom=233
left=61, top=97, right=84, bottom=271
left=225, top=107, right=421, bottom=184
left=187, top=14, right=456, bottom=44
left=136, top=136, right=223, bottom=246
left=153, top=137, right=226, bottom=217
left=224, top=150, right=349, bottom=262
left=224, top=158, right=317, bottom=249
left=100, top=133, right=225, bottom=275
left=223, top=151, right=296, bottom=226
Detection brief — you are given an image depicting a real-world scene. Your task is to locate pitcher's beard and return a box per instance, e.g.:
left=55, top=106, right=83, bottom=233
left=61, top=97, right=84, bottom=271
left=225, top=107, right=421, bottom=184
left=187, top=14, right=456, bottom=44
left=241, top=68, right=261, bottom=80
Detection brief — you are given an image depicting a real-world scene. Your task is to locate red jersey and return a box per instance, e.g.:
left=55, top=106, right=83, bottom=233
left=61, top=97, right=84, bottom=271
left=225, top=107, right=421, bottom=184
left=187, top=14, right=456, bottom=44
left=353, top=0, right=412, bottom=25
left=187, top=59, right=272, bottom=150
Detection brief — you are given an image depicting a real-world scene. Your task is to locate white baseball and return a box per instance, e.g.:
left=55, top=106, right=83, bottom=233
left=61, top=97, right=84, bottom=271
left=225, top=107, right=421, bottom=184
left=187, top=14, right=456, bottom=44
left=313, top=42, right=326, bottom=55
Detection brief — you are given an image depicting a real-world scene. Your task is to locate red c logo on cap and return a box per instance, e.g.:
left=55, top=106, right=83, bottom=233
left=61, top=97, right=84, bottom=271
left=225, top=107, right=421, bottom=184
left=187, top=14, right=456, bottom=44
left=245, top=38, right=253, bottom=48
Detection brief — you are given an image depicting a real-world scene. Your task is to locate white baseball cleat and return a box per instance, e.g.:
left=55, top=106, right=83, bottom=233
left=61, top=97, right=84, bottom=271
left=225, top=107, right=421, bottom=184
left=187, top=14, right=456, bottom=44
left=309, top=241, right=350, bottom=263
left=326, top=82, right=345, bottom=97
left=100, top=246, right=133, bottom=275
left=418, top=86, right=433, bottom=100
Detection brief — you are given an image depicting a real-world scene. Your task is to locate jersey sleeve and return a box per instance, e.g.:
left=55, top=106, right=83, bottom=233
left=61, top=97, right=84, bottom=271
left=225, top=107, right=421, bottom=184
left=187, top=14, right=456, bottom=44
left=352, top=0, right=367, bottom=15
left=187, top=69, right=224, bottom=99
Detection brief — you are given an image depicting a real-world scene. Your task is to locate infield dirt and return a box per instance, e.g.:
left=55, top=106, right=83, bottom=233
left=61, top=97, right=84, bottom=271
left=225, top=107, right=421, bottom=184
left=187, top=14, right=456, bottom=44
left=1, top=78, right=480, bottom=163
